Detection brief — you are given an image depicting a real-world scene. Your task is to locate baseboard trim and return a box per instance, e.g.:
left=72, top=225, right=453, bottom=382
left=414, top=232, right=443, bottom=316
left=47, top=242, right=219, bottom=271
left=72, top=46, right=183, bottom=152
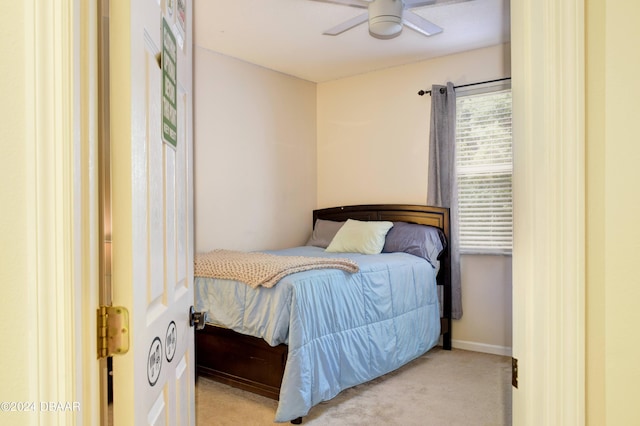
left=450, top=339, right=512, bottom=357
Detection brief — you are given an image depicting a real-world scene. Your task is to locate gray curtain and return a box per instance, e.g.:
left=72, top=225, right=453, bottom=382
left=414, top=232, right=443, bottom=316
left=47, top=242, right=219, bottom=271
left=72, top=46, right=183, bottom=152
left=427, top=82, right=462, bottom=320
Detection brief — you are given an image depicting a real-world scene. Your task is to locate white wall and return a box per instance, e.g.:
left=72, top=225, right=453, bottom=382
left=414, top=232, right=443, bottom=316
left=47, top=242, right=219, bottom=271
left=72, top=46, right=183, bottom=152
left=317, top=44, right=511, bottom=206
left=457, top=255, right=512, bottom=353
left=317, top=44, right=512, bottom=353
left=0, top=0, right=31, bottom=405
left=194, top=48, right=317, bottom=252
left=586, top=1, right=640, bottom=423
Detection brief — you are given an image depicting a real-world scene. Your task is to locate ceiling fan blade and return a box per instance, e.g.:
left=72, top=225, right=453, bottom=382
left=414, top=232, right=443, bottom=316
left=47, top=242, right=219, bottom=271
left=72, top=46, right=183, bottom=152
left=402, top=11, right=443, bottom=36
left=308, top=0, right=370, bottom=9
left=323, top=13, right=369, bottom=35
left=404, top=0, right=472, bottom=8
left=403, top=0, right=438, bottom=7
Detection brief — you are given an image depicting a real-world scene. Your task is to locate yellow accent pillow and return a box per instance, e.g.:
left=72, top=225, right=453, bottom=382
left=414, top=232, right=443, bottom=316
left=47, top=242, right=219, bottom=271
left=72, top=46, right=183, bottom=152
left=325, top=219, right=394, bottom=255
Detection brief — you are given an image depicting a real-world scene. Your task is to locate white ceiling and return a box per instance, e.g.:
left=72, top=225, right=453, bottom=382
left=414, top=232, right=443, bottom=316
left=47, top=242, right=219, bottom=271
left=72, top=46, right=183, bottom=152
left=193, top=0, right=510, bottom=83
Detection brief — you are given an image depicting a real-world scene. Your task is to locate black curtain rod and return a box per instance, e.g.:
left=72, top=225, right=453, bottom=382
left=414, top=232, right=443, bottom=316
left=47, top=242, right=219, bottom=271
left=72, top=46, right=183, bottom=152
left=417, top=77, right=511, bottom=96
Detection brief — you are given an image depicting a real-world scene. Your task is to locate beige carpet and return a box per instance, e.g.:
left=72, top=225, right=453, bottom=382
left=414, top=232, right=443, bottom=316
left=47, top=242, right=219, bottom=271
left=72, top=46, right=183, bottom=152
left=196, top=347, right=512, bottom=426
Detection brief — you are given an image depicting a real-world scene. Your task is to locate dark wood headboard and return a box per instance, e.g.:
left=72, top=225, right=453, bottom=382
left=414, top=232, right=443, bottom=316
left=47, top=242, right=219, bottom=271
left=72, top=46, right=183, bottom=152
left=312, top=204, right=452, bottom=350
left=313, top=204, right=449, bottom=243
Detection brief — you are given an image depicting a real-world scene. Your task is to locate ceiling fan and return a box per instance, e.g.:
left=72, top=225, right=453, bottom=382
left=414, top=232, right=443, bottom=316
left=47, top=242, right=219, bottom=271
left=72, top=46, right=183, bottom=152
left=310, top=0, right=446, bottom=40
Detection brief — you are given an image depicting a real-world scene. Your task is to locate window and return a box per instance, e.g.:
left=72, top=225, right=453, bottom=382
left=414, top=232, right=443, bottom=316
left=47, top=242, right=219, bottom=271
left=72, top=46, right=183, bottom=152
left=456, top=89, right=512, bottom=254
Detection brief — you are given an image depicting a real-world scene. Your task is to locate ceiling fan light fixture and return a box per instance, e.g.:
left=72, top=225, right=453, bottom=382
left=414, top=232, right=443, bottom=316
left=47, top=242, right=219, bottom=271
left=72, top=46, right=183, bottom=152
left=315, top=0, right=443, bottom=40
left=369, top=16, right=403, bottom=39
left=368, top=0, right=404, bottom=39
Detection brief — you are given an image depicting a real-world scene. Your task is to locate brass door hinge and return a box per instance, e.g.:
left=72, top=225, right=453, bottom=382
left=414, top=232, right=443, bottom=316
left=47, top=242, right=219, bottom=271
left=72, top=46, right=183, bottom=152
left=512, top=357, right=518, bottom=388
left=97, top=306, right=130, bottom=359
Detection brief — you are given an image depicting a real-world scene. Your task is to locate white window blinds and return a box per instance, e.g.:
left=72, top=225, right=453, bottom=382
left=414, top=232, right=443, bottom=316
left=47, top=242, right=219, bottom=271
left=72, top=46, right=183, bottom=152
left=456, top=89, right=512, bottom=254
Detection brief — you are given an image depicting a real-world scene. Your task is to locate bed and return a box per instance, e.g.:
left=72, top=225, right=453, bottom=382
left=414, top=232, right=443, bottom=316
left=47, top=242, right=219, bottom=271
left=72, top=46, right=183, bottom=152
left=194, top=204, right=452, bottom=423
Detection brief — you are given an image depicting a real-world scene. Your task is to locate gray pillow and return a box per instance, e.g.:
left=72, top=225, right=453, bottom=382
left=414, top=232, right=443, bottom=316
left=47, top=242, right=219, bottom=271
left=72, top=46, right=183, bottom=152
left=306, top=219, right=345, bottom=248
left=382, top=222, right=446, bottom=268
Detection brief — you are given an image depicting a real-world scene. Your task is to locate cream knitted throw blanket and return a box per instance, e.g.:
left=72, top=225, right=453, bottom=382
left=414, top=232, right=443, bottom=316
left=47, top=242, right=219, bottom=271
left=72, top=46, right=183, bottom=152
left=194, top=249, right=360, bottom=288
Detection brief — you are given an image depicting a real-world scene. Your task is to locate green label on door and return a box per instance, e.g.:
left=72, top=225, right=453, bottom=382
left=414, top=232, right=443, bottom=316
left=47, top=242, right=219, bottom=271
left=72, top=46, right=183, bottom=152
left=162, top=18, right=177, bottom=148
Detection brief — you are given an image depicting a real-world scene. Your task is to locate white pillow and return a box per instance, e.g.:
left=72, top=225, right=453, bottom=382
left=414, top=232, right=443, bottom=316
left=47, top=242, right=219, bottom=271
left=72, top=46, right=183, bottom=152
left=325, top=219, right=394, bottom=255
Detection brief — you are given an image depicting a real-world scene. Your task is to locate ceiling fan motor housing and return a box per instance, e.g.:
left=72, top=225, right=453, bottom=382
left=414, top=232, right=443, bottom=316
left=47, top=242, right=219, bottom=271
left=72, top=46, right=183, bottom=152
left=369, top=0, right=404, bottom=39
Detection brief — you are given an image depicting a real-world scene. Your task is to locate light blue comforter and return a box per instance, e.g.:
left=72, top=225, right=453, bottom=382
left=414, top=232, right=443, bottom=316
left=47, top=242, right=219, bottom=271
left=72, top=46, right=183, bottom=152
left=195, top=246, right=440, bottom=422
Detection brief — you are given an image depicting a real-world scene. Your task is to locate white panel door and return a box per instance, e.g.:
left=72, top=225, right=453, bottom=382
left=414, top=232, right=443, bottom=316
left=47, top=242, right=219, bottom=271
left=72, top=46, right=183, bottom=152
left=109, top=0, right=194, bottom=424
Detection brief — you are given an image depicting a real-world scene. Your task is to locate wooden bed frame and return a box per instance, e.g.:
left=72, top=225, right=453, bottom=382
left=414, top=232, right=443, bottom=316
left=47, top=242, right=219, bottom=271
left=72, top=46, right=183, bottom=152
left=195, top=204, right=452, bottom=403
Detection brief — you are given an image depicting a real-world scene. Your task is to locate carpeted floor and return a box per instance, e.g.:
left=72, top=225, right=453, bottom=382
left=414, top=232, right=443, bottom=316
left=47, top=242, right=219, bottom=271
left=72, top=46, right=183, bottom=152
left=195, top=347, right=512, bottom=426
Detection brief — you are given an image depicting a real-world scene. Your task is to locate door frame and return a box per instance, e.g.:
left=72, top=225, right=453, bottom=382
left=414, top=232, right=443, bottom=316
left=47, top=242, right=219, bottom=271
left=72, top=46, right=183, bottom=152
left=28, top=0, right=101, bottom=423
left=511, top=0, right=585, bottom=424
